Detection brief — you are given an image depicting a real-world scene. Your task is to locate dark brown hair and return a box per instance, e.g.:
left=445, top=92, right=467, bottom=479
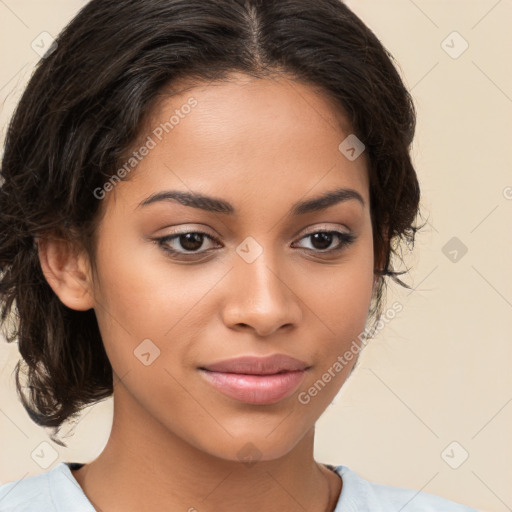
left=0, top=0, right=423, bottom=445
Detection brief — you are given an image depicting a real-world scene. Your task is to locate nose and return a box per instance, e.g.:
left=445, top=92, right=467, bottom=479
left=221, top=251, right=302, bottom=337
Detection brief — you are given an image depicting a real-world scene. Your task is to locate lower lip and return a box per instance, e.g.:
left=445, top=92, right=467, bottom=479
left=199, top=369, right=306, bottom=404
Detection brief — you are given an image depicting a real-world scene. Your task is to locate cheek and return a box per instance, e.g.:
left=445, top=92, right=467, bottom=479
left=295, top=249, right=374, bottom=411
left=91, top=227, right=180, bottom=327
left=295, top=247, right=374, bottom=411
left=306, top=234, right=375, bottom=341
left=89, top=229, right=219, bottom=370
left=88, top=229, right=165, bottom=366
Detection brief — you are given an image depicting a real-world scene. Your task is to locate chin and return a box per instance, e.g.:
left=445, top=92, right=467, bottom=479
left=191, top=426, right=310, bottom=466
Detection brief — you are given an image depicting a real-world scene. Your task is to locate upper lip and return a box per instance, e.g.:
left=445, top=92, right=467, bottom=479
left=200, top=354, right=310, bottom=375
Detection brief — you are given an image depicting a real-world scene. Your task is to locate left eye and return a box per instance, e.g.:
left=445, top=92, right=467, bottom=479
left=156, top=232, right=220, bottom=255
left=292, top=230, right=356, bottom=253
left=154, top=229, right=355, bottom=258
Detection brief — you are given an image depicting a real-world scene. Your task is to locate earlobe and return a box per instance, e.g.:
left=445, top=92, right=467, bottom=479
left=36, top=235, right=95, bottom=311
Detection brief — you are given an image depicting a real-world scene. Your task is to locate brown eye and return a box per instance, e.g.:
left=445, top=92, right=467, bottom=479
left=293, top=230, right=355, bottom=253
left=153, top=228, right=356, bottom=261
left=155, top=231, right=220, bottom=257
left=174, top=233, right=208, bottom=252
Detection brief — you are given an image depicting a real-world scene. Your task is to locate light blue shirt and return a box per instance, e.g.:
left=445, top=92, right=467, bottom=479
left=0, top=461, right=482, bottom=511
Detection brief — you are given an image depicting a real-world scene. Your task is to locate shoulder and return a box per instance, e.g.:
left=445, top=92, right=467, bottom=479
left=332, top=464, right=482, bottom=512
left=0, top=462, right=94, bottom=512
left=0, top=466, right=53, bottom=512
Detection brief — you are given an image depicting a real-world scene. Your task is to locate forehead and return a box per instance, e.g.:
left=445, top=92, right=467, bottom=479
left=108, top=72, right=369, bottom=214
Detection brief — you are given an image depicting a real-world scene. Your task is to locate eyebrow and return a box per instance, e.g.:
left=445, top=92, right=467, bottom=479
left=137, top=186, right=365, bottom=216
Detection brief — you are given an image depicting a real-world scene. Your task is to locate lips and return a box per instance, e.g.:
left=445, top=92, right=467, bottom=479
left=199, top=354, right=310, bottom=405
left=199, top=354, right=310, bottom=375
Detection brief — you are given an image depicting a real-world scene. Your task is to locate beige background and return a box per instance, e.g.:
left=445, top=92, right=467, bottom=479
left=1, top=1, right=511, bottom=511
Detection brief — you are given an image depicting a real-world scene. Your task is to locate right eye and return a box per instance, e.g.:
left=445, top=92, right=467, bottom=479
left=153, top=230, right=222, bottom=259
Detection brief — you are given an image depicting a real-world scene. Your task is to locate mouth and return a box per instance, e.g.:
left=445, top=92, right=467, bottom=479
left=198, top=354, right=310, bottom=404
left=198, top=368, right=308, bottom=405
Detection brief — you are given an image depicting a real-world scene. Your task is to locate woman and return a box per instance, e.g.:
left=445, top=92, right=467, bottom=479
left=0, top=0, right=481, bottom=510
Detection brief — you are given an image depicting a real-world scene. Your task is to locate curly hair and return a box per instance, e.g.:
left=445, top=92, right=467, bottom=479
left=0, top=0, right=423, bottom=446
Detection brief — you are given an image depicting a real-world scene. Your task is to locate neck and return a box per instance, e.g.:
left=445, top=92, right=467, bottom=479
left=71, top=378, right=342, bottom=512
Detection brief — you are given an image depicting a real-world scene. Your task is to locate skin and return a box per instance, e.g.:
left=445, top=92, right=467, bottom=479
left=38, top=72, right=380, bottom=512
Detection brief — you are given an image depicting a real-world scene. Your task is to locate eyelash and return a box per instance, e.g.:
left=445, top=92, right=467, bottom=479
left=153, top=229, right=356, bottom=260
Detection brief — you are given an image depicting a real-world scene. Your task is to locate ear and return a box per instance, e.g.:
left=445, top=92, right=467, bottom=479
left=37, top=234, right=95, bottom=311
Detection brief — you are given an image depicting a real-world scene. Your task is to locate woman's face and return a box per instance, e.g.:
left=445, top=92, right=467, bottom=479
left=88, top=72, right=375, bottom=462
